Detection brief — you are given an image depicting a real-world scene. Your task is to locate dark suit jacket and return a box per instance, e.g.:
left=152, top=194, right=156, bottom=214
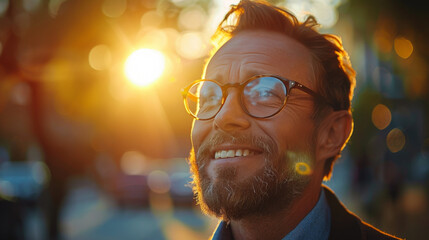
left=210, top=186, right=404, bottom=240
left=324, top=186, right=403, bottom=240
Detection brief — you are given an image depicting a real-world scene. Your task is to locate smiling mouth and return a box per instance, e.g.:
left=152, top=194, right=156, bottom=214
left=214, top=149, right=259, bottom=159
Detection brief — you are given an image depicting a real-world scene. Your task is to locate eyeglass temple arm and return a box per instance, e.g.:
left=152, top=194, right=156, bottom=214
left=291, top=82, right=338, bottom=110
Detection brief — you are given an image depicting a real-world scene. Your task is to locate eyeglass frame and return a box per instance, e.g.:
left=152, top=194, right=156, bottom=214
left=181, top=74, right=335, bottom=120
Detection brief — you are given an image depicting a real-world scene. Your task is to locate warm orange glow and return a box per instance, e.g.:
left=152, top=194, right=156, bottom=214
left=88, top=45, right=112, bottom=71
left=374, top=29, right=393, bottom=53
left=124, top=49, right=166, bottom=87
left=394, top=37, right=413, bottom=59
left=176, top=32, right=206, bottom=60
left=386, top=128, right=406, bottom=153
left=102, top=0, right=127, bottom=18
left=120, top=151, right=147, bottom=175
left=371, top=104, right=392, bottom=130
left=178, top=5, right=207, bottom=30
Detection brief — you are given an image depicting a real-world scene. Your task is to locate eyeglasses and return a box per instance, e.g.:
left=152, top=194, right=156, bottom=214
left=181, top=74, right=332, bottom=120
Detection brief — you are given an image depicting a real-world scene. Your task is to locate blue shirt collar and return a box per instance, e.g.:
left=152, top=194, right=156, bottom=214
left=211, top=188, right=331, bottom=240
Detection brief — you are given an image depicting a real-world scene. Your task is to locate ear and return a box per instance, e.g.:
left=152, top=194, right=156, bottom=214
left=316, top=110, right=353, bottom=163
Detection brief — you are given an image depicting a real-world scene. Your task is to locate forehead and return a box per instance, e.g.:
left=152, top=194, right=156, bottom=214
left=205, top=31, right=315, bottom=87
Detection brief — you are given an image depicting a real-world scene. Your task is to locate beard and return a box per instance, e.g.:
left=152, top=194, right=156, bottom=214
left=189, top=132, right=314, bottom=222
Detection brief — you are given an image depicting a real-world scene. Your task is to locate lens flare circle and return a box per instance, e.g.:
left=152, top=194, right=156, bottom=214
left=124, top=48, right=165, bottom=87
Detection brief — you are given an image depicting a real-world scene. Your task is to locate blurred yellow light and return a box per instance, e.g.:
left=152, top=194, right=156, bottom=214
left=386, top=128, right=406, bottom=153
left=178, top=5, right=207, bottom=30
left=124, top=48, right=165, bottom=87
left=171, top=0, right=194, bottom=7
left=140, top=11, right=163, bottom=29
left=88, top=44, right=112, bottom=71
left=102, top=0, right=127, bottom=18
left=140, top=29, right=168, bottom=49
left=176, top=32, right=206, bottom=60
left=120, top=151, right=147, bottom=175
left=371, top=104, right=391, bottom=130
left=394, top=37, right=413, bottom=59
left=295, top=162, right=312, bottom=176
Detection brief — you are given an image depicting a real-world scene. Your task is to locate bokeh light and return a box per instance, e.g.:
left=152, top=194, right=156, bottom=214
left=23, top=0, right=41, bottom=12
left=386, top=128, right=406, bottom=153
left=171, top=0, right=197, bottom=7
left=138, top=29, right=169, bottom=50
left=287, top=151, right=313, bottom=176
left=88, top=44, right=112, bottom=71
left=0, top=180, right=14, bottom=200
left=371, top=104, right=392, bottom=130
left=147, top=170, right=171, bottom=194
left=31, top=161, right=50, bottom=185
left=178, top=5, right=207, bottom=30
left=102, top=0, right=127, bottom=18
left=124, top=48, right=166, bottom=87
left=120, top=151, right=147, bottom=175
left=175, top=32, right=207, bottom=60
left=140, top=11, right=164, bottom=29
left=295, top=162, right=312, bottom=175
left=48, top=0, right=67, bottom=17
left=0, top=0, right=8, bottom=17
left=374, top=29, right=393, bottom=53
left=401, top=187, right=427, bottom=215
left=394, top=37, right=413, bottom=59
left=282, top=0, right=342, bottom=28
left=10, top=82, right=31, bottom=106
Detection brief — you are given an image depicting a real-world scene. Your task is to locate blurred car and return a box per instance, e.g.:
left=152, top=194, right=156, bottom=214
left=101, top=172, right=150, bottom=207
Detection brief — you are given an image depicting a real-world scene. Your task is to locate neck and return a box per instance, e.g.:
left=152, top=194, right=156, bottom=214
left=230, top=184, right=322, bottom=240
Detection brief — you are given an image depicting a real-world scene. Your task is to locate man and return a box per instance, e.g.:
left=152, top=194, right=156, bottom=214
left=182, top=0, right=402, bottom=239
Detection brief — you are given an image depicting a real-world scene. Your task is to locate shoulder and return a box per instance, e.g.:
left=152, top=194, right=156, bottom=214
left=360, top=220, right=403, bottom=240
left=323, top=186, right=404, bottom=240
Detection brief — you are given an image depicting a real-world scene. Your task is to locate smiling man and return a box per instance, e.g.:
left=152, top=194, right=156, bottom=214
left=182, top=1, right=402, bottom=239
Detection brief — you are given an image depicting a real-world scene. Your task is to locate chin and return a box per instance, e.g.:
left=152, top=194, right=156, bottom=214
left=191, top=150, right=311, bottom=221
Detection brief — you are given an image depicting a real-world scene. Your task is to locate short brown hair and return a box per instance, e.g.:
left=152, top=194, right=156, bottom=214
left=209, top=0, right=356, bottom=179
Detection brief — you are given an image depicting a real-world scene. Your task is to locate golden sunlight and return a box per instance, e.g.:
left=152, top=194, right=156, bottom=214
left=124, top=48, right=166, bottom=87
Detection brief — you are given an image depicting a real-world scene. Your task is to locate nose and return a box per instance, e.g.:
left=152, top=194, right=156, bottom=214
left=213, top=90, right=250, bottom=132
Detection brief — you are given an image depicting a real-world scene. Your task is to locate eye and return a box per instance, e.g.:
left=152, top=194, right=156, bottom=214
left=243, top=77, right=287, bottom=111
left=197, top=84, right=222, bottom=113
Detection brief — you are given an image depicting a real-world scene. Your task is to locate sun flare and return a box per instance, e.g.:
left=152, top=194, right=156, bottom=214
left=124, top=48, right=166, bottom=87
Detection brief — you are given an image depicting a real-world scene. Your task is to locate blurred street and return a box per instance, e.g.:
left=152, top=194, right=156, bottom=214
left=23, top=177, right=217, bottom=240
left=1, top=0, right=428, bottom=239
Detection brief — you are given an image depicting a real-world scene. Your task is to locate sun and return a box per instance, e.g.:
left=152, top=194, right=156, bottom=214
left=124, top=48, right=166, bottom=87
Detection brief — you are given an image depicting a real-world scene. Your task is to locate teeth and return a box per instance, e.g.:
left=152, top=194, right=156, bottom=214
left=214, top=149, right=255, bottom=159
left=243, top=149, right=249, bottom=156
left=235, top=149, right=242, bottom=157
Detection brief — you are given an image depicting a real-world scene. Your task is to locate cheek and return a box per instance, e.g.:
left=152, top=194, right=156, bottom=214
left=262, top=116, right=314, bottom=152
left=191, top=120, right=211, bottom=149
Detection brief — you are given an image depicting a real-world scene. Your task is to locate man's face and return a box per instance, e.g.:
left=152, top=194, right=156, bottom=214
left=190, top=31, right=319, bottom=220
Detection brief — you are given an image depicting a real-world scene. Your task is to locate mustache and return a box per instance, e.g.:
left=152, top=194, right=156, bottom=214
left=195, top=132, right=277, bottom=166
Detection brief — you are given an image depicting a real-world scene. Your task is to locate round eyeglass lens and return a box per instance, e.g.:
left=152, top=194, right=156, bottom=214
left=186, top=81, right=223, bottom=119
left=243, top=77, right=287, bottom=117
